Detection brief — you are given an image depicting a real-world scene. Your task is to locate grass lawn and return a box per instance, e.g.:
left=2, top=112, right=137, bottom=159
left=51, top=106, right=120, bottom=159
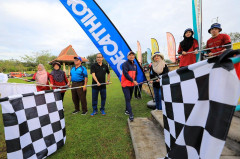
left=0, top=71, right=153, bottom=159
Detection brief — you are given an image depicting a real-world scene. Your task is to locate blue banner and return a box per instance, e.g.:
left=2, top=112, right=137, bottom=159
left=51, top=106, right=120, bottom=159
left=147, top=48, right=152, bottom=64
left=59, top=0, right=146, bottom=83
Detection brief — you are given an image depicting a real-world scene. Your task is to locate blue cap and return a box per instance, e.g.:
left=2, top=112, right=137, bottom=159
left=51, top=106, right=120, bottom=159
left=74, top=56, right=82, bottom=62
left=208, top=23, right=222, bottom=33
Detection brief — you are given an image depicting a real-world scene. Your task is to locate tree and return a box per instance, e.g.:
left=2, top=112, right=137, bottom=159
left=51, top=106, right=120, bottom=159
left=21, top=50, right=57, bottom=71
left=228, top=32, right=240, bottom=43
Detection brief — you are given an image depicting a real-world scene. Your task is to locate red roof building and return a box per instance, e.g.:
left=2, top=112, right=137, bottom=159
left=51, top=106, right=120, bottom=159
left=50, top=45, right=88, bottom=75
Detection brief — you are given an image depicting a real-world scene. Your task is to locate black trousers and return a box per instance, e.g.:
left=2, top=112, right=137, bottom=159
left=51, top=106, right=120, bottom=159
left=134, top=84, right=142, bottom=98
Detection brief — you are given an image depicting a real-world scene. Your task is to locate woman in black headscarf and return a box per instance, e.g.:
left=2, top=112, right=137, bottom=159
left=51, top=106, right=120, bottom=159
left=50, top=62, right=68, bottom=100
left=177, top=28, right=199, bottom=67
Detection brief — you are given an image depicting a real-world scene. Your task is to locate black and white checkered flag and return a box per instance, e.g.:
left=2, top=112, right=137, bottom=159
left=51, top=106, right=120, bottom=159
left=0, top=90, right=66, bottom=159
left=160, top=52, right=240, bottom=159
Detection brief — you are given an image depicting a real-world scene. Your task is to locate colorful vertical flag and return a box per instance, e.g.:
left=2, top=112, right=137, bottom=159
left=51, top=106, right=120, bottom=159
left=147, top=48, right=152, bottom=64
left=192, top=0, right=202, bottom=62
left=166, top=32, right=176, bottom=63
left=59, top=0, right=146, bottom=83
left=151, top=38, right=159, bottom=55
left=137, top=41, right=142, bottom=64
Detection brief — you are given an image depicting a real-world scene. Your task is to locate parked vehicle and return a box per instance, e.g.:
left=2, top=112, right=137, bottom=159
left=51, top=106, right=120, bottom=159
left=9, top=72, right=25, bottom=78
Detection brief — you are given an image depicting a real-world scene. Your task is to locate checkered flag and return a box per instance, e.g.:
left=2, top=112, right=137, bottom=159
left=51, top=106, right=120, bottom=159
left=160, top=52, right=240, bottom=159
left=0, top=90, right=66, bottom=159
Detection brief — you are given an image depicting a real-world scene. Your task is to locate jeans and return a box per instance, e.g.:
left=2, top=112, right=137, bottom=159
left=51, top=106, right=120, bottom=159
left=122, top=86, right=134, bottom=116
left=153, top=87, right=162, bottom=110
left=92, top=87, right=106, bottom=111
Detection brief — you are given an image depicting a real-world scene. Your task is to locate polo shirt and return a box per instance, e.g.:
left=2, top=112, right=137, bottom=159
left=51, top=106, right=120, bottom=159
left=70, top=65, right=88, bottom=82
left=206, top=34, right=231, bottom=55
left=91, top=63, right=110, bottom=89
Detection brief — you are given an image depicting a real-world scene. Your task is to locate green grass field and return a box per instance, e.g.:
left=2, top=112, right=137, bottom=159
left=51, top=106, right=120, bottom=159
left=0, top=72, right=152, bottom=159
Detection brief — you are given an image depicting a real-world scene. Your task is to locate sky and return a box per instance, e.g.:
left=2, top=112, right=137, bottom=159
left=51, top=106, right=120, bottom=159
left=0, top=0, right=239, bottom=60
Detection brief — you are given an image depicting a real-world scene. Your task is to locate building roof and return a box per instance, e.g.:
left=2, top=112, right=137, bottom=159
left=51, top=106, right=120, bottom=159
left=50, top=45, right=88, bottom=64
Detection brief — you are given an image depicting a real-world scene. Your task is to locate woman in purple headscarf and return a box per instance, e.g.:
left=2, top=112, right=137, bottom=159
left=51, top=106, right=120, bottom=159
left=49, top=62, right=68, bottom=100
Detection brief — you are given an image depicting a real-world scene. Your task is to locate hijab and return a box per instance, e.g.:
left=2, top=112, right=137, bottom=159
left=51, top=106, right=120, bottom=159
left=51, top=65, right=65, bottom=82
left=180, top=30, right=194, bottom=51
left=36, top=64, right=48, bottom=84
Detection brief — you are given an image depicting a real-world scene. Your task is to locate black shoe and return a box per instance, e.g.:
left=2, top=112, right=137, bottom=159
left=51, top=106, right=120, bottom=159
left=72, top=110, right=79, bottom=114
left=125, top=110, right=130, bottom=115
left=81, top=111, right=88, bottom=115
left=129, top=116, right=134, bottom=122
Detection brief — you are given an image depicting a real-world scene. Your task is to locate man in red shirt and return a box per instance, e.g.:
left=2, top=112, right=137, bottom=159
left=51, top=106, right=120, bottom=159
left=206, top=23, right=231, bottom=56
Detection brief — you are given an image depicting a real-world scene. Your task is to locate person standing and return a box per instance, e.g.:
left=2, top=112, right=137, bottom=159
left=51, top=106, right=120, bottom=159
left=68, top=57, right=88, bottom=115
left=206, top=23, right=231, bottom=57
left=49, top=62, right=68, bottom=101
left=149, top=52, right=169, bottom=110
left=27, top=64, right=51, bottom=91
left=121, top=51, right=138, bottom=122
left=90, top=53, right=110, bottom=116
left=177, top=28, right=199, bottom=67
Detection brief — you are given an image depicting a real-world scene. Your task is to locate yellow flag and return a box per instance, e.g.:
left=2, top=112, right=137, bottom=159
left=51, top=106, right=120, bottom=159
left=233, top=42, right=240, bottom=50
left=151, top=38, right=159, bottom=55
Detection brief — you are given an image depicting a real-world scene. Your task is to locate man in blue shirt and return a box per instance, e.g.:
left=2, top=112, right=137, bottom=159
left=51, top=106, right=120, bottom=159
left=68, top=56, right=88, bottom=115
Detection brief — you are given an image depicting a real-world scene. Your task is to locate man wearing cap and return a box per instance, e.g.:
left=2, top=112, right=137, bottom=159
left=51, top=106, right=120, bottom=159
left=206, top=23, right=231, bottom=57
left=68, top=56, right=88, bottom=115
left=121, top=51, right=138, bottom=122
left=90, top=53, right=110, bottom=116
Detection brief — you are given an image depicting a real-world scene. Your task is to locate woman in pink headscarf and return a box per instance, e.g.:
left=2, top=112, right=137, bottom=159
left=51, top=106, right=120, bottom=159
left=29, top=64, right=51, bottom=91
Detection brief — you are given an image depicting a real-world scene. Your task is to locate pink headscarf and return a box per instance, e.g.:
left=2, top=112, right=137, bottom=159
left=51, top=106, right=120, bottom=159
left=36, top=64, right=48, bottom=84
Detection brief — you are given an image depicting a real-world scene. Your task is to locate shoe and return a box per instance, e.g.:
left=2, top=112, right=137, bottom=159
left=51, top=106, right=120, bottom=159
left=101, top=110, right=106, bottom=115
left=72, top=110, right=79, bottom=114
left=81, top=111, right=88, bottom=115
left=125, top=110, right=130, bottom=115
left=129, top=116, right=134, bottom=122
left=91, top=110, right=98, bottom=116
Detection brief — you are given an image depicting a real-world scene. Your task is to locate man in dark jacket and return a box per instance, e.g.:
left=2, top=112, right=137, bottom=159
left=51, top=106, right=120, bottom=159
left=121, top=51, right=138, bottom=122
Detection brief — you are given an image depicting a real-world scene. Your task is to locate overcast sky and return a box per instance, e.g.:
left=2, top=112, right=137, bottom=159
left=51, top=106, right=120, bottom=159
left=0, top=0, right=239, bottom=60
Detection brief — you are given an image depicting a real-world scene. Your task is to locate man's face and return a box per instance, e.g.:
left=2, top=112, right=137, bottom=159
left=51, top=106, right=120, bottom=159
left=210, top=28, right=220, bottom=37
left=96, top=54, right=103, bottom=63
left=74, top=59, right=81, bottom=65
left=127, top=54, right=135, bottom=61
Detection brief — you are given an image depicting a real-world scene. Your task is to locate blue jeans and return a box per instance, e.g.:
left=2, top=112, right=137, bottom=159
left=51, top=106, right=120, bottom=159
left=92, top=87, right=106, bottom=111
left=153, top=87, right=162, bottom=110
left=122, top=86, right=134, bottom=116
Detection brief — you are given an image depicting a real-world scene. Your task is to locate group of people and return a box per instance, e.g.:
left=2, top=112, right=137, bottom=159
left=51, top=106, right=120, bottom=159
left=27, top=53, right=110, bottom=116
left=27, top=22, right=233, bottom=122
left=178, top=23, right=231, bottom=67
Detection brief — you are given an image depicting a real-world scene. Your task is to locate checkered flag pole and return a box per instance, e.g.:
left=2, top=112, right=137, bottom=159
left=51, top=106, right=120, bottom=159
left=160, top=50, right=240, bottom=159
left=0, top=90, right=66, bottom=159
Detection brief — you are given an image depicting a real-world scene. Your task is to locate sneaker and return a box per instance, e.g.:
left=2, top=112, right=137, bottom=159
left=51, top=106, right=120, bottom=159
left=101, top=110, right=106, bottom=115
left=81, top=111, right=88, bottom=115
left=125, top=110, right=130, bottom=115
left=129, top=116, right=134, bottom=122
left=91, top=110, right=98, bottom=116
left=72, top=110, right=79, bottom=114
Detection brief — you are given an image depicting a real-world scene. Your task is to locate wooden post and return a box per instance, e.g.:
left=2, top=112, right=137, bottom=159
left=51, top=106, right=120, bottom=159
left=63, top=62, right=66, bottom=72
left=68, top=64, right=71, bottom=76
